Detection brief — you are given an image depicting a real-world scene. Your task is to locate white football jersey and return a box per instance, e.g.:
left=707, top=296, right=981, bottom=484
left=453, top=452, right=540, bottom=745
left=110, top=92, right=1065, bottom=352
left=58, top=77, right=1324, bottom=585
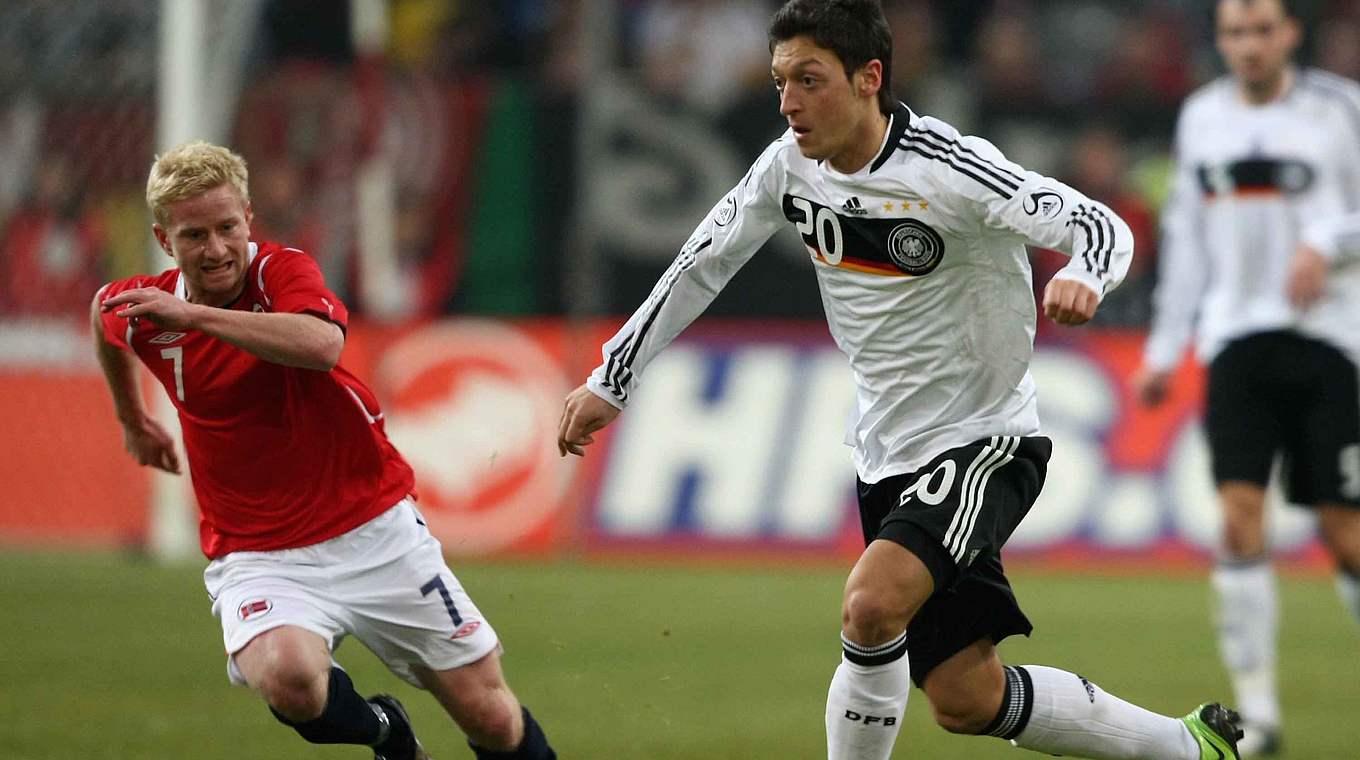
left=1144, top=68, right=1360, bottom=371
left=587, top=103, right=1133, bottom=483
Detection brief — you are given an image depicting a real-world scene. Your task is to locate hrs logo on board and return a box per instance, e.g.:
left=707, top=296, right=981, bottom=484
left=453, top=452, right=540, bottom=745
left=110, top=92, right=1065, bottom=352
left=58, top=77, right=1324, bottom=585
left=591, top=338, right=1322, bottom=555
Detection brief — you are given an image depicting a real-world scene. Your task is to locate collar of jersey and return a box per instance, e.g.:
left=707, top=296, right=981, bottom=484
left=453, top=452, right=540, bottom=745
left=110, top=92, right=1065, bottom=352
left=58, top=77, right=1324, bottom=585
left=867, top=101, right=914, bottom=174
left=173, top=241, right=260, bottom=302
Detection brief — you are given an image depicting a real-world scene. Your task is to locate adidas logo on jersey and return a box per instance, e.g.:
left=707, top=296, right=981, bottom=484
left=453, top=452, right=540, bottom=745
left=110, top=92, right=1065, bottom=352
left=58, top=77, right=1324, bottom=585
left=842, top=196, right=869, bottom=216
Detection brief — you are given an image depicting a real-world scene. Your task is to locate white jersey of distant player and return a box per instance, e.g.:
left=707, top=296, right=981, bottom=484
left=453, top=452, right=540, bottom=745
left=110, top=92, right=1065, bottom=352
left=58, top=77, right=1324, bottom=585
left=1145, top=68, right=1360, bottom=371
left=587, top=103, right=1132, bottom=483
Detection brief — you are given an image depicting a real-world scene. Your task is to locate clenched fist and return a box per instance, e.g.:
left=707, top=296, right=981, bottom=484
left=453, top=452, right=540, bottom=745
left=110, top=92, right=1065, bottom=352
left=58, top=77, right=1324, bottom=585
left=1042, top=278, right=1100, bottom=326
left=557, top=384, right=622, bottom=457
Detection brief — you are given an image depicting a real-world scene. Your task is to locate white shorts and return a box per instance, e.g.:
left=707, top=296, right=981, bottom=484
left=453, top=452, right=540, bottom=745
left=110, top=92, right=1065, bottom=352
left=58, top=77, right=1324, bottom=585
left=204, top=499, right=500, bottom=688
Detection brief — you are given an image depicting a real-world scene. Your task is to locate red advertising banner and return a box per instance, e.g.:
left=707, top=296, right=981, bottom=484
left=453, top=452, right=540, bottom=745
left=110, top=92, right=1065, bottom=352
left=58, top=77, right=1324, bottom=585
left=0, top=370, right=150, bottom=547
left=0, top=319, right=1329, bottom=569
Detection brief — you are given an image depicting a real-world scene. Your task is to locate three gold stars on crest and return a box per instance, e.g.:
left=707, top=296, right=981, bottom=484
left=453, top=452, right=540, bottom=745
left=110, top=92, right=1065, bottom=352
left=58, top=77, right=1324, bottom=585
left=882, top=200, right=929, bottom=212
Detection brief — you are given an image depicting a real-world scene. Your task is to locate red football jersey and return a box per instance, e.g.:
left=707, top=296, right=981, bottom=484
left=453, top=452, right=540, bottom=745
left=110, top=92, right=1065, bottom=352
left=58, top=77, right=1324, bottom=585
left=98, top=241, right=415, bottom=558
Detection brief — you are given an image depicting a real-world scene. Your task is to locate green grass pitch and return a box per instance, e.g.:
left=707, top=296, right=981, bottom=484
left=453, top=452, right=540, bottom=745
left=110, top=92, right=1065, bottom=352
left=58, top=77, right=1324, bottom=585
left=1, top=552, right=1356, bottom=758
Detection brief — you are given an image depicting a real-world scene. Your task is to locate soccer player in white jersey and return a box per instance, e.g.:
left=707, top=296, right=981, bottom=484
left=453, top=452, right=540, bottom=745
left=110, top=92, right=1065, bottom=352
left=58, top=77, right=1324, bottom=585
left=1134, top=1, right=1360, bottom=754
left=559, top=1, right=1242, bottom=758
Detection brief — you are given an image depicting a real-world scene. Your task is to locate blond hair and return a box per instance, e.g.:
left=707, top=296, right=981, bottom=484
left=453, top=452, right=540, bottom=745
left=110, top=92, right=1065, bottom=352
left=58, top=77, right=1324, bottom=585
left=145, top=141, right=250, bottom=226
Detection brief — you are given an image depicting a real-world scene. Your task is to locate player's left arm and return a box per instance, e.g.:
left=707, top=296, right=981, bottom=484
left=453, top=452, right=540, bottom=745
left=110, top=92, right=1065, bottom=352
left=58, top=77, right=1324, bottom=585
left=1292, top=79, right=1360, bottom=307
left=100, top=249, right=346, bottom=370
left=1032, top=185, right=1134, bottom=326
left=992, top=177, right=1132, bottom=325
left=946, top=131, right=1133, bottom=325
left=100, top=290, right=343, bottom=370
left=1294, top=211, right=1360, bottom=308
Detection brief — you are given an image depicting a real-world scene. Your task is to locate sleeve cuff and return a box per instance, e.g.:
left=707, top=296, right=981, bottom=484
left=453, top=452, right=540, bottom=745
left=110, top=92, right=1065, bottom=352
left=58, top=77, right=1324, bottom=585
left=1142, top=339, right=1184, bottom=373
left=1301, top=220, right=1341, bottom=261
left=586, top=375, right=626, bottom=410
left=1049, top=269, right=1107, bottom=301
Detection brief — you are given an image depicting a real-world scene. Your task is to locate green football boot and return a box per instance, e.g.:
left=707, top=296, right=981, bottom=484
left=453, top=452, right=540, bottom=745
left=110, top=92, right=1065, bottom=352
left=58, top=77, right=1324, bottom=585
left=1181, top=703, right=1244, bottom=760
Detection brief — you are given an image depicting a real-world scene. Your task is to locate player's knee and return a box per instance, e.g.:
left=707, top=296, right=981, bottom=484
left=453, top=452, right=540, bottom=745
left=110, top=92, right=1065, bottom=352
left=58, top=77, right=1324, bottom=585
left=928, top=696, right=993, bottom=735
left=463, top=695, right=521, bottom=751
left=930, top=705, right=991, bottom=735
left=841, top=586, right=903, bottom=642
left=1220, top=503, right=1266, bottom=557
left=1319, top=520, right=1360, bottom=567
left=1222, top=528, right=1264, bottom=558
left=1319, top=523, right=1349, bottom=555
left=256, top=662, right=328, bottom=721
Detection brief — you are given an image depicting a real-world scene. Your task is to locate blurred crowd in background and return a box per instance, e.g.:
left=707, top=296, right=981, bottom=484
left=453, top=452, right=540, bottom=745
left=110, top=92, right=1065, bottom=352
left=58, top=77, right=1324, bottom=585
left=3, top=0, right=1360, bottom=326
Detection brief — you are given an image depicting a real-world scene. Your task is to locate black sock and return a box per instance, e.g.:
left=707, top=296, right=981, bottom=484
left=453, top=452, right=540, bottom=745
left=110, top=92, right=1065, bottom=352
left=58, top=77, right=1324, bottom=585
left=270, top=667, right=384, bottom=746
left=469, top=706, right=556, bottom=759
left=980, top=665, right=1034, bottom=741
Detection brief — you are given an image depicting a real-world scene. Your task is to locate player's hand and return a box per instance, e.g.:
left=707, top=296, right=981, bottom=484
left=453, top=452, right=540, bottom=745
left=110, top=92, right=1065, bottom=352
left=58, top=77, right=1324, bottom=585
left=1042, top=279, right=1100, bottom=326
left=558, top=384, right=621, bottom=457
left=101, top=287, right=200, bottom=331
left=1132, top=366, right=1173, bottom=407
left=121, top=415, right=182, bottom=474
left=1287, top=243, right=1327, bottom=310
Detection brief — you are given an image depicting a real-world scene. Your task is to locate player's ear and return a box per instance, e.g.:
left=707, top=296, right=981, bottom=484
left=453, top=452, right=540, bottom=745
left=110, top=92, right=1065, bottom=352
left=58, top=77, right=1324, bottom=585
left=152, top=224, right=172, bottom=256
left=857, top=60, right=883, bottom=99
left=244, top=200, right=254, bottom=228
left=1283, top=16, right=1302, bottom=50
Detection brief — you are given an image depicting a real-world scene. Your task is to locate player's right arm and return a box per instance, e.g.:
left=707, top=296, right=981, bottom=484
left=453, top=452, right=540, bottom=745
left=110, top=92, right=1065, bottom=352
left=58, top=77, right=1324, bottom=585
left=558, top=138, right=791, bottom=457
left=91, top=286, right=181, bottom=474
left=1136, top=106, right=1209, bottom=406
left=1293, top=211, right=1360, bottom=308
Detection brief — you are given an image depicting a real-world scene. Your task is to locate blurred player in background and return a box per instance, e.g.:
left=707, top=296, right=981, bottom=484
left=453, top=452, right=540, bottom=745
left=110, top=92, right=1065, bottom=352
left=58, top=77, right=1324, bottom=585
left=1134, top=0, right=1360, bottom=755
left=561, top=1, right=1241, bottom=758
left=92, top=142, right=555, bottom=760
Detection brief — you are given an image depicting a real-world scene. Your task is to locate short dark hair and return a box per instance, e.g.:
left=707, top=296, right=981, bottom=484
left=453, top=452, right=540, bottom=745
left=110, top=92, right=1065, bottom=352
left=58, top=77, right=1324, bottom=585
left=1214, top=0, right=1298, bottom=25
left=768, top=0, right=894, bottom=114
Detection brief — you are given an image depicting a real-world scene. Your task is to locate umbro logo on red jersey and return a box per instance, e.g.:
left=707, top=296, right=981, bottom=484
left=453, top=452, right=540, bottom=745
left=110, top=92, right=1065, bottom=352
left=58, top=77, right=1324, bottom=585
left=148, top=332, right=187, bottom=345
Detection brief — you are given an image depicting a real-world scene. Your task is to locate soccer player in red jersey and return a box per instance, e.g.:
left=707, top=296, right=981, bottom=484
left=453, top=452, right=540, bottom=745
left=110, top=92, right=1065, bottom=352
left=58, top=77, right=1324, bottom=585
left=93, top=141, right=555, bottom=760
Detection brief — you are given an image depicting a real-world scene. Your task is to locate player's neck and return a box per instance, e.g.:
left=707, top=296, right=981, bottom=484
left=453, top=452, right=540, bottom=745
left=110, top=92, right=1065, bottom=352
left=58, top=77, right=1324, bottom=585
left=186, top=282, right=245, bottom=308
left=826, top=108, right=890, bottom=175
left=1238, top=66, right=1294, bottom=106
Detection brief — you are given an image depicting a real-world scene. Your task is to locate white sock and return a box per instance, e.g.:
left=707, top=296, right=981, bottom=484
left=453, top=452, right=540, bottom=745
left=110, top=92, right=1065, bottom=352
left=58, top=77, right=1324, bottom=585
left=1212, top=560, right=1280, bottom=730
left=1337, top=567, right=1360, bottom=626
left=1009, top=665, right=1199, bottom=760
left=826, top=631, right=911, bottom=760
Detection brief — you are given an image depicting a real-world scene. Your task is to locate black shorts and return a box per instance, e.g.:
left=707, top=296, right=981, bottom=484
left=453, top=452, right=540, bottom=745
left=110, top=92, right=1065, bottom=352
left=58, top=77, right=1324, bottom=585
left=1207, top=331, right=1360, bottom=507
left=857, top=435, right=1052, bottom=687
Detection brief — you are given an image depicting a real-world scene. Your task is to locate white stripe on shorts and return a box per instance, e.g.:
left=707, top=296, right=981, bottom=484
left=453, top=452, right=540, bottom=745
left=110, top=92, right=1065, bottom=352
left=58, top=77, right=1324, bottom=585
left=943, top=437, right=1001, bottom=551
left=945, top=436, right=1018, bottom=563
left=951, top=436, right=1018, bottom=562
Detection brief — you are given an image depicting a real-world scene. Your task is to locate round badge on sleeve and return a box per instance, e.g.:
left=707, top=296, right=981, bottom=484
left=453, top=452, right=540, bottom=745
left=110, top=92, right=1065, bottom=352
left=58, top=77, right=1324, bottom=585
left=886, top=220, right=945, bottom=275
left=714, top=195, right=738, bottom=227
